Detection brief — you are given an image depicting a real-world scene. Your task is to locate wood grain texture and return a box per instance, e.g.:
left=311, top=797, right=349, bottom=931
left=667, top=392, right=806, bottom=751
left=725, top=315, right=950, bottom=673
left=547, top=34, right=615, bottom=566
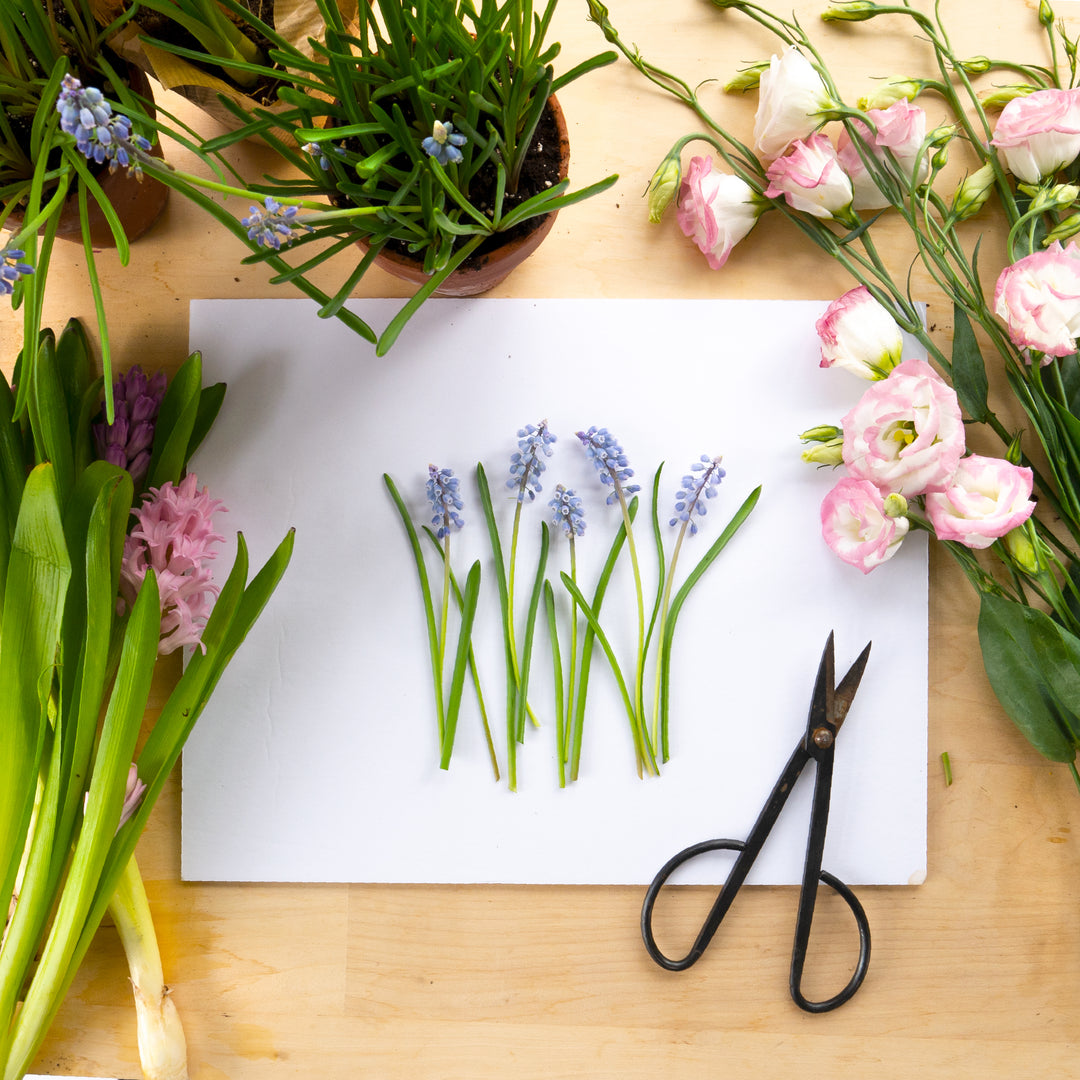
left=5, top=1, right=1079, bottom=1075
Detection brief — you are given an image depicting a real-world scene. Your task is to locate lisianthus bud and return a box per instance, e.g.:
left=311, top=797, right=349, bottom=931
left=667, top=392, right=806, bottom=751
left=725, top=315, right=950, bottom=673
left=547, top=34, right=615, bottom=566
left=858, top=78, right=923, bottom=110
left=1004, top=431, right=1024, bottom=466
left=958, top=56, right=992, bottom=75
left=647, top=153, right=681, bottom=222
left=800, top=424, right=844, bottom=443
left=950, top=162, right=996, bottom=221
left=586, top=0, right=617, bottom=41
left=1003, top=523, right=1041, bottom=574
left=980, top=85, right=1038, bottom=111
left=724, top=62, right=769, bottom=95
left=1046, top=213, right=1080, bottom=245
left=883, top=493, right=909, bottom=518
left=821, top=1, right=877, bottom=21
left=1040, top=0, right=1054, bottom=28
left=801, top=440, right=844, bottom=466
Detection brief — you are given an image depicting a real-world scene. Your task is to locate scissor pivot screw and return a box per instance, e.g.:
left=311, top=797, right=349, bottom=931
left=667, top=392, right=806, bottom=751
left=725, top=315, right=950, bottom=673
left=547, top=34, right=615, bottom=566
left=813, top=727, right=834, bottom=749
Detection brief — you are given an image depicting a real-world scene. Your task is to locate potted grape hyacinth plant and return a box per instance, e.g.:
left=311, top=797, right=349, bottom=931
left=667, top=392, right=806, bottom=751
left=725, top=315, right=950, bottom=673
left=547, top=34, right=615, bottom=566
left=162, top=0, right=621, bottom=354
left=590, top=0, right=1080, bottom=789
left=0, top=321, right=293, bottom=1080
left=0, top=0, right=174, bottom=424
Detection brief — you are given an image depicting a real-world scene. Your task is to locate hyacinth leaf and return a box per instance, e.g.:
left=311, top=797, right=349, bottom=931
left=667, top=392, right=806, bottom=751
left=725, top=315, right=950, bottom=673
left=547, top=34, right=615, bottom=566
left=72, top=376, right=106, bottom=479
left=56, top=318, right=94, bottom=447
left=3, top=570, right=161, bottom=1080
left=514, top=521, right=550, bottom=743
left=978, top=592, right=1080, bottom=764
left=567, top=495, right=638, bottom=782
left=561, top=569, right=656, bottom=776
left=186, top=381, right=228, bottom=461
left=0, top=465, right=70, bottom=921
left=542, top=580, right=567, bottom=787
left=643, top=463, right=666, bottom=667
left=658, top=485, right=762, bottom=761
left=476, top=462, right=520, bottom=785
left=951, top=302, right=989, bottom=424
left=148, top=350, right=204, bottom=489
left=28, top=331, right=75, bottom=508
left=423, top=527, right=498, bottom=780
left=0, top=379, right=27, bottom=607
left=384, top=474, right=443, bottom=733
left=440, top=559, right=482, bottom=770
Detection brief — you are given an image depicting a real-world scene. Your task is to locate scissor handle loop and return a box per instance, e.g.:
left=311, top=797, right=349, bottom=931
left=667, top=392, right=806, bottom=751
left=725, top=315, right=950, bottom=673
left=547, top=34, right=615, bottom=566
left=641, top=838, right=750, bottom=972
left=790, top=869, right=871, bottom=1014
left=641, top=840, right=872, bottom=1013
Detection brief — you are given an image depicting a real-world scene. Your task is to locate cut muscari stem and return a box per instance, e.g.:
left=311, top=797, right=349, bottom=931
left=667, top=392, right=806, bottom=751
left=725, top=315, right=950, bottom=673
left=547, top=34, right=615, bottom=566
left=650, top=455, right=726, bottom=748
left=575, top=426, right=656, bottom=776
left=548, top=484, right=586, bottom=784
left=108, top=855, right=188, bottom=1080
left=504, top=421, right=556, bottom=738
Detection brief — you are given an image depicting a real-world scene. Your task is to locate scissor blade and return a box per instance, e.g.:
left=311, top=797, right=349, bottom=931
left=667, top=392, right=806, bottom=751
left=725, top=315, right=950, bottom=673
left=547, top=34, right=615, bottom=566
left=832, top=640, right=872, bottom=732
left=806, top=631, right=836, bottom=739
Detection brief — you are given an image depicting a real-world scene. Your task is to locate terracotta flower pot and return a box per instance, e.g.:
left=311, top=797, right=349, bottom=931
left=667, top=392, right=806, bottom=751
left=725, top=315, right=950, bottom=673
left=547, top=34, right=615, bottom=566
left=4, top=68, right=169, bottom=249
left=364, top=94, right=570, bottom=298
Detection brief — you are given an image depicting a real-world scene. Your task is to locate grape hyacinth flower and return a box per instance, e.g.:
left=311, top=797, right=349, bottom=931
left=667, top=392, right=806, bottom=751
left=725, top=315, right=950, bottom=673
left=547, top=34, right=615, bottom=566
left=507, top=420, right=556, bottom=502
left=422, top=120, right=468, bottom=166
left=92, top=365, right=168, bottom=488
left=576, top=426, right=641, bottom=505
left=0, top=244, right=34, bottom=298
left=427, top=465, right=464, bottom=538
left=118, top=474, right=226, bottom=655
left=241, top=196, right=310, bottom=250
left=670, top=455, right=726, bottom=536
left=549, top=484, right=586, bottom=538
left=55, top=75, right=152, bottom=176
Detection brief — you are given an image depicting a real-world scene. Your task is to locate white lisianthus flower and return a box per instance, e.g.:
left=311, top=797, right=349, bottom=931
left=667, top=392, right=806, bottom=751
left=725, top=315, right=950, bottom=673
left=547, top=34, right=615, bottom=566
left=675, top=156, right=765, bottom=269
left=753, top=48, right=837, bottom=160
left=990, top=87, right=1080, bottom=183
left=994, top=241, right=1080, bottom=359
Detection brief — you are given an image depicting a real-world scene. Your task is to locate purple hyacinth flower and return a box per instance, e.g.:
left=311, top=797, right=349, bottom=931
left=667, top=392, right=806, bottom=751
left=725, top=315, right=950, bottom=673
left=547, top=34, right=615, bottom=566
left=93, top=365, right=168, bottom=487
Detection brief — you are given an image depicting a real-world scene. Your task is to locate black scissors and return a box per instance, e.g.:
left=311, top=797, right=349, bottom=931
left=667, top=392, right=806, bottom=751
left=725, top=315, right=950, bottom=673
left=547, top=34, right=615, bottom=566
left=641, top=631, right=873, bottom=1013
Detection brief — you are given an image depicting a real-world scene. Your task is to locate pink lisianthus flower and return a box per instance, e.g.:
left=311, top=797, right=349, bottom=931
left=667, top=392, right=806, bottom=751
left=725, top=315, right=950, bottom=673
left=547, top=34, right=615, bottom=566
left=990, top=87, right=1080, bottom=183
left=816, top=285, right=904, bottom=379
left=675, top=156, right=765, bottom=269
left=764, top=134, right=854, bottom=221
left=924, top=455, right=1036, bottom=549
left=837, top=100, right=929, bottom=210
left=821, top=477, right=910, bottom=573
left=842, top=357, right=965, bottom=496
left=753, top=47, right=837, bottom=160
left=994, top=241, right=1080, bottom=359
left=119, top=473, right=227, bottom=655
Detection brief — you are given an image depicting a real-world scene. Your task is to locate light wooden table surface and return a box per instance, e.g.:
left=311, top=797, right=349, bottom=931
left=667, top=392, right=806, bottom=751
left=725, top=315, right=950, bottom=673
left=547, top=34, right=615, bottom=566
left=5, top=1, right=1080, bottom=1076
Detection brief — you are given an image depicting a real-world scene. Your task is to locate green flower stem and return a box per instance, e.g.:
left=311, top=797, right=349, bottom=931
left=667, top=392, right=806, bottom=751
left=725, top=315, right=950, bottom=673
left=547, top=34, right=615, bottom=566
left=437, top=534, right=451, bottom=745
left=543, top=581, right=567, bottom=787
left=650, top=524, right=687, bottom=749
left=506, top=498, right=540, bottom=730
left=564, top=538, right=579, bottom=765
left=513, top=524, right=549, bottom=747
left=107, top=855, right=188, bottom=1080
left=613, top=483, right=651, bottom=770
left=440, top=560, right=482, bottom=770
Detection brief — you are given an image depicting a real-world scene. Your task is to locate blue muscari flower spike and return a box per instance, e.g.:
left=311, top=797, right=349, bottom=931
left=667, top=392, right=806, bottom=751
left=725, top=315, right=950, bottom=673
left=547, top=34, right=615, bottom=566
left=576, top=426, right=641, bottom=506
left=0, top=245, right=34, bottom=298
left=549, top=484, right=585, bottom=538
left=506, top=419, right=557, bottom=502
left=427, top=465, right=465, bottom=539
left=55, top=75, right=152, bottom=176
left=670, top=455, right=726, bottom=536
left=422, top=120, right=468, bottom=166
left=241, top=196, right=311, bottom=250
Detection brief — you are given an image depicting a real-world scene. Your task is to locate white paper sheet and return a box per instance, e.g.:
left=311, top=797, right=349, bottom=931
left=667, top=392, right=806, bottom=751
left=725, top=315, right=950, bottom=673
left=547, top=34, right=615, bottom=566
left=181, top=297, right=928, bottom=886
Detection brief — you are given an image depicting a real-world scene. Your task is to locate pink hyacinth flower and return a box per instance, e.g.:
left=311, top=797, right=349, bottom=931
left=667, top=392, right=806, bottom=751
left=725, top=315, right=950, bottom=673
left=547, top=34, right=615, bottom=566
left=119, top=473, right=226, bottom=655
